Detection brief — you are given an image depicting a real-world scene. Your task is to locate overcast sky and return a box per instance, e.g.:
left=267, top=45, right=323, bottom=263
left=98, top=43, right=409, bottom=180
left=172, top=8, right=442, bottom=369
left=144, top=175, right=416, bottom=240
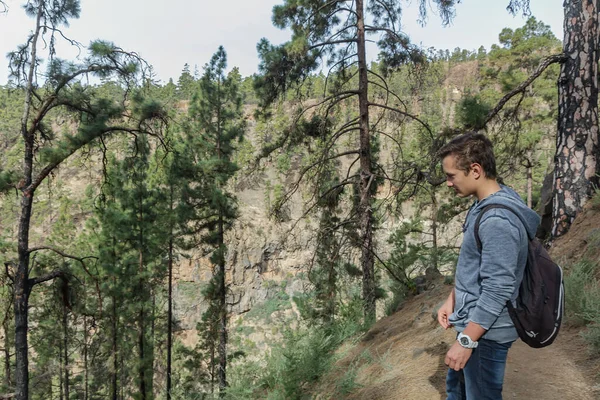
left=0, top=0, right=564, bottom=85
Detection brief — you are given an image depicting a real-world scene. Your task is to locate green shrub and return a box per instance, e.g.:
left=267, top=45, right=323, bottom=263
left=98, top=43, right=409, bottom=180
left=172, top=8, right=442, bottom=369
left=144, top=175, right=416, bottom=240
left=564, top=259, right=600, bottom=352
left=334, top=363, right=361, bottom=396
left=564, top=260, right=594, bottom=327
left=227, top=316, right=366, bottom=399
left=245, top=290, right=290, bottom=322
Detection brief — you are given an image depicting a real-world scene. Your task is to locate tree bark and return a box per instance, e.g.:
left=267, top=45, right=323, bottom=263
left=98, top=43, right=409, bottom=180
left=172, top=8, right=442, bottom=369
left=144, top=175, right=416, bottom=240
left=552, top=0, right=600, bottom=238
left=356, top=0, right=376, bottom=324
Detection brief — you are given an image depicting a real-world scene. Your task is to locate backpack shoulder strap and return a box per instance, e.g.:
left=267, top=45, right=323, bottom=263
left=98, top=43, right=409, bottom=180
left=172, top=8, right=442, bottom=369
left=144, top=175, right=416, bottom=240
left=474, top=203, right=526, bottom=251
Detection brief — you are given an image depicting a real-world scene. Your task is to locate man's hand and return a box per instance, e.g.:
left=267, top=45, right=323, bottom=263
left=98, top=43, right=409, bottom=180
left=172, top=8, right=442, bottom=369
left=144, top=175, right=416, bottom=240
left=445, top=341, right=473, bottom=371
left=437, top=292, right=454, bottom=329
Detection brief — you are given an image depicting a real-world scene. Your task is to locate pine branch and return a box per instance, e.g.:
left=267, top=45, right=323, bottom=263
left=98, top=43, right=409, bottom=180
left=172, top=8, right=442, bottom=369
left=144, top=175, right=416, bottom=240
left=28, top=269, right=64, bottom=287
left=308, top=38, right=358, bottom=50
left=28, top=125, right=157, bottom=192
left=482, top=53, right=567, bottom=128
left=27, top=246, right=103, bottom=314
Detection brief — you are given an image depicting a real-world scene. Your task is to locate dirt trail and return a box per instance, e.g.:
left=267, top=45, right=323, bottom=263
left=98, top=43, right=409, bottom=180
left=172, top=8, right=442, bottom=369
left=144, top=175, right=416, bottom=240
left=504, top=334, right=598, bottom=400
left=315, top=281, right=600, bottom=400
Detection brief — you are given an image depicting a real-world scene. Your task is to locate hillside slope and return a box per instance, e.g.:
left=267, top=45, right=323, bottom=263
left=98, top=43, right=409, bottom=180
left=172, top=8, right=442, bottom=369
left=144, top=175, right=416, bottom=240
left=314, top=204, right=600, bottom=400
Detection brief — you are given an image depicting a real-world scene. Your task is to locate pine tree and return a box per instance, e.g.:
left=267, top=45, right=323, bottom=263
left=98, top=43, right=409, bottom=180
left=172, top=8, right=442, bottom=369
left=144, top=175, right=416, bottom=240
left=177, top=63, right=196, bottom=100
left=4, top=1, right=166, bottom=397
left=183, top=46, right=245, bottom=396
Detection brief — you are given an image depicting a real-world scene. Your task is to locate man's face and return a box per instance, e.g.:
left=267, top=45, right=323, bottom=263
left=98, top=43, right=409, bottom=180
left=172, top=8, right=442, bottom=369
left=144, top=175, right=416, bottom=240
left=442, top=155, right=477, bottom=198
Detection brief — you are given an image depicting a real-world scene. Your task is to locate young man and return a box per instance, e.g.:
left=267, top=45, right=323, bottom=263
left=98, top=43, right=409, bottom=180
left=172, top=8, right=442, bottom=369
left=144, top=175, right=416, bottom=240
left=436, top=132, right=540, bottom=400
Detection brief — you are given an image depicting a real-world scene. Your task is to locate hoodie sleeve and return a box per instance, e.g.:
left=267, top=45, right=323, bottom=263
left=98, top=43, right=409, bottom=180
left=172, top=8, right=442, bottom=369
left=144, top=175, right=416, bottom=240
left=470, top=212, right=525, bottom=330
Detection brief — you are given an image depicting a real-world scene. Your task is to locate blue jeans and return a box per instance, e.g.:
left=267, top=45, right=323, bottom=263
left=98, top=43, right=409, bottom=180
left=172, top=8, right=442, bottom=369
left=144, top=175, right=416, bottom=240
left=446, top=338, right=513, bottom=400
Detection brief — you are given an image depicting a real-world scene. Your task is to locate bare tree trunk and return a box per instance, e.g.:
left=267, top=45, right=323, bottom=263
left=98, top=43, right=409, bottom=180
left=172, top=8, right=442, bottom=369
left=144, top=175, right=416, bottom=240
left=356, top=0, right=376, bottom=325
left=552, top=0, right=600, bottom=238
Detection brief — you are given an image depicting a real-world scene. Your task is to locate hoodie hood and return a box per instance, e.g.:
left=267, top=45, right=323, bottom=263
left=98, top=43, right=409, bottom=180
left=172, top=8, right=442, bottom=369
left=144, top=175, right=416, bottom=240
left=472, top=184, right=540, bottom=240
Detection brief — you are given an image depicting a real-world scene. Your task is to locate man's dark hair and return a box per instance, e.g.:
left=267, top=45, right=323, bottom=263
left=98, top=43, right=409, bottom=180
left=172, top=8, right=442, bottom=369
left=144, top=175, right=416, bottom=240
left=437, top=131, right=497, bottom=179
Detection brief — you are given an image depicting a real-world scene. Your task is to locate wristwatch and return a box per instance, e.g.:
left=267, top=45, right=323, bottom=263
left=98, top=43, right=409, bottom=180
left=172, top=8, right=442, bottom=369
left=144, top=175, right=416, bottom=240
left=457, top=333, right=478, bottom=349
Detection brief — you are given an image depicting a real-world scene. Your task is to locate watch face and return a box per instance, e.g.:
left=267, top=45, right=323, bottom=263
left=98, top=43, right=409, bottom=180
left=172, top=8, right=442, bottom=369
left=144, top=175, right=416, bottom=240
left=460, top=337, right=470, bottom=346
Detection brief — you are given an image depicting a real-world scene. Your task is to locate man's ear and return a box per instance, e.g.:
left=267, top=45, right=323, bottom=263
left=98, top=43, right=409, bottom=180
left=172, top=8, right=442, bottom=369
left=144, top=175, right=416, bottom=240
left=470, top=163, right=483, bottom=179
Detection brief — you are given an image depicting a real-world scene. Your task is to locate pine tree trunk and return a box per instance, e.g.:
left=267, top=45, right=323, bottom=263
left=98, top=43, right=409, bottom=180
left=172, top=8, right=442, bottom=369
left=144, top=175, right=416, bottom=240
left=138, top=184, right=149, bottom=400
left=14, top=96, right=33, bottom=400
left=552, top=0, right=600, bottom=238
left=217, top=216, right=227, bottom=396
left=138, top=246, right=148, bottom=400
left=326, top=249, right=336, bottom=324
left=62, top=304, right=69, bottom=400
left=166, top=186, right=174, bottom=400
left=83, top=313, right=88, bottom=400
left=111, top=289, right=118, bottom=400
left=167, top=246, right=173, bottom=398
left=149, top=292, right=155, bottom=397
left=119, top=344, right=124, bottom=400
left=356, top=0, right=376, bottom=325
left=210, top=340, right=215, bottom=395
left=138, top=305, right=146, bottom=400
left=215, top=83, right=228, bottom=396
left=59, top=340, right=64, bottom=400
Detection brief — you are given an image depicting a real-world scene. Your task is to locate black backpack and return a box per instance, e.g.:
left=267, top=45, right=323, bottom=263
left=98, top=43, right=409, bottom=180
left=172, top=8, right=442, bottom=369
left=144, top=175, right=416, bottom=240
left=474, top=204, right=565, bottom=348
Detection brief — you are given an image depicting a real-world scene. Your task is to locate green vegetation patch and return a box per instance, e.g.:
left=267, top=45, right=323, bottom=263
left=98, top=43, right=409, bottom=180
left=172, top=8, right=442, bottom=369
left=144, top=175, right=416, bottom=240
left=564, top=259, right=600, bottom=353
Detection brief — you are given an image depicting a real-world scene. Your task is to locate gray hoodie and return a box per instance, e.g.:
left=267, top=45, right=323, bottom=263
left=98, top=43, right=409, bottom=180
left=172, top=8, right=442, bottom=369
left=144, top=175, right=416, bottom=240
left=449, top=185, right=540, bottom=343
